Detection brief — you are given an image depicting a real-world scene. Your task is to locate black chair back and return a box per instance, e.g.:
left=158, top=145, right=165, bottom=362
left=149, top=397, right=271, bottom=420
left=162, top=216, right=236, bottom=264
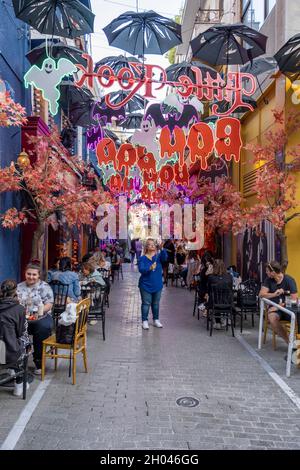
left=81, top=282, right=106, bottom=316
left=237, top=283, right=257, bottom=308
left=211, top=287, right=233, bottom=310
left=49, top=280, right=69, bottom=320
left=98, top=268, right=110, bottom=279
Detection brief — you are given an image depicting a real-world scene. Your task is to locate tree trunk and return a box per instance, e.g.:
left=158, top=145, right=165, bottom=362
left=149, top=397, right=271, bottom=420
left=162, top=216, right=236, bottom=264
left=31, top=222, right=45, bottom=262
left=276, top=228, right=288, bottom=272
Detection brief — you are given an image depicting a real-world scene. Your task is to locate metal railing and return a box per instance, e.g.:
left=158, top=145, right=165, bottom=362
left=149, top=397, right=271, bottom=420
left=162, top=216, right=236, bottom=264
left=258, top=298, right=296, bottom=377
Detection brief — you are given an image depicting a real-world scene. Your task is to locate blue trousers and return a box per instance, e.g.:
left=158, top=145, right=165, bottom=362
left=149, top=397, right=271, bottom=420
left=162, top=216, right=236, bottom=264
left=139, top=288, right=162, bottom=321
left=28, top=314, right=53, bottom=368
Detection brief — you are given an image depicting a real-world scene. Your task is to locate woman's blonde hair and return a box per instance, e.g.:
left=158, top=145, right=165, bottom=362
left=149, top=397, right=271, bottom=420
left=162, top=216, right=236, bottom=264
left=144, top=238, right=155, bottom=254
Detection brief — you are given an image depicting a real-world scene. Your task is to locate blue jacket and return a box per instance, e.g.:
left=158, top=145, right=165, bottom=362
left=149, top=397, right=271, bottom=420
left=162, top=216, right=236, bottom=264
left=48, top=270, right=81, bottom=301
left=138, top=249, right=168, bottom=293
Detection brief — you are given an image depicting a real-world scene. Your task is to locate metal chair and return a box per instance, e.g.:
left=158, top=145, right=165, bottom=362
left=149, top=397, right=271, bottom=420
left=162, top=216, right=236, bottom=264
left=41, top=298, right=90, bottom=385
left=97, top=268, right=110, bottom=307
left=0, top=348, right=31, bottom=399
left=235, top=282, right=258, bottom=332
left=207, top=287, right=235, bottom=337
left=81, top=282, right=107, bottom=341
left=49, top=280, right=69, bottom=327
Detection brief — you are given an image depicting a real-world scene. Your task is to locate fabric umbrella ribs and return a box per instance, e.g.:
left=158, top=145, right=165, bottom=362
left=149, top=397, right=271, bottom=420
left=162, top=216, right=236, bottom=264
left=12, top=0, right=95, bottom=38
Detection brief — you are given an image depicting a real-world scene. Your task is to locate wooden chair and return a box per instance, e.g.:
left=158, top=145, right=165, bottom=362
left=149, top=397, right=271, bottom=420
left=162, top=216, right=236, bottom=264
left=263, top=307, right=293, bottom=350
left=41, top=298, right=90, bottom=385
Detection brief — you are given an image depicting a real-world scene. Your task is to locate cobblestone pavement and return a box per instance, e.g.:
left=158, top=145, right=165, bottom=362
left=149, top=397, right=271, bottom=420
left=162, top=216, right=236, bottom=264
left=1, top=265, right=300, bottom=450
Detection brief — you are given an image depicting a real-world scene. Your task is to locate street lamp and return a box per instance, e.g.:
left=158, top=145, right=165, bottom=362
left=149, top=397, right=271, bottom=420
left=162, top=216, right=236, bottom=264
left=17, top=149, right=30, bottom=168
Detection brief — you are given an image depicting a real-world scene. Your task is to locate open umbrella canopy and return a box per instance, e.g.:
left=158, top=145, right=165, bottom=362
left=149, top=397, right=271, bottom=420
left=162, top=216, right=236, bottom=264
left=69, top=100, right=95, bottom=127
left=100, top=91, right=147, bottom=113
left=26, top=41, right=87, bottom=66
left=59, top=80, right=93, bottom=110
left=103, top=10, right=182, bottom=56
left=274, top=34, right=300, bottom=81
left=12, top=0, right=94, bottom=38
left=165, top=60, right=218, bottom=82
left=241, top=56, right=277, bottom=76
left=94, top=55, right=142, bottom=75
left=191, top=23, right=267, bottom=65
left=210, top=96, right=257, bottom=114
left=118, top=113, right=144, bottom=129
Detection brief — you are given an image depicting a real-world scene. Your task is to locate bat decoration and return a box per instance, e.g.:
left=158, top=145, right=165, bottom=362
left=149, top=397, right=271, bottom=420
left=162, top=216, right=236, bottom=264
left=145, top=102, right=199, bottom=132
left=86, top=124, right=104, bottom=151
left=24, top=58, right=77, bottom=115
left=93, top=103, right=126, bottom=124
left=198, top=157, right=229, bottom=184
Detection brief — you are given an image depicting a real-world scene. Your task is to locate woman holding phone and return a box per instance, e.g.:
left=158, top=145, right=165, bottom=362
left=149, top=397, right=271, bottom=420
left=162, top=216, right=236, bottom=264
left=138, top=239, right=168, bottom=330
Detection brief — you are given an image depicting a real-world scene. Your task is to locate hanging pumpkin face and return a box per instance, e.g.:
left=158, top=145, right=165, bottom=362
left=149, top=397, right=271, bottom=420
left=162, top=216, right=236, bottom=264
left=96, top=138, right=117, bottom=167
left=159, top=164, right=174, bottom=189
left=116, top=143, right=137, bottom=176
left=136, top=147, right=157, bottom=173
left=173, top=162, right=189, bottom=186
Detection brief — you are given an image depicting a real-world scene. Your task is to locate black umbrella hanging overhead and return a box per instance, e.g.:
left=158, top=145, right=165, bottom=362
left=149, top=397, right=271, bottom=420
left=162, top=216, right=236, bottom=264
left=165, top=61, right=218, bottom=82
left=94, top=55, right=142, bottom=75
left=210, top=96, right=257, bottom=115
left=191, top=23, right=267, bottom=66
left=92, top=101, right=126, bottom=125
left=100, top=91, right=147, bottom=114
left=241, top=56, right=277, bottom=75
left=118, top=113, right=144, bottom=129
left=26, top=41, right=87, bottom=66
left=12, top=0, right=94, bottom=39
left=68, top=100, right=95, bottom=127
left=241, top=56, right=277, bottom=104
left=59, top=80, right=93, bottom=110
left=103, top=10, right=182, bottom=56
left=274, top=34, right=300, bottom=81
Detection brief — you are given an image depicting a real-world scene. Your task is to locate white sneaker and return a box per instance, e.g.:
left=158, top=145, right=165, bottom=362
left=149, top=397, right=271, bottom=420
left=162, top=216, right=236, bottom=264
left=33, top=368, right=42, bottom=376
left=89, top=320, right=98, bottom=325
left=13, top=382, right=29, bottom=397
left=142, top=321, right=149, bottom=330
left=154, top=320, right=163, bottom=328
left=213, top=322, right=221, bottom=330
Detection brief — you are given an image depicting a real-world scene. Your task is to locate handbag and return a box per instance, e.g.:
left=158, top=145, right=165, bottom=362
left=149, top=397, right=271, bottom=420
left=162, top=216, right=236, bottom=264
left=55, top=323, right=75, bottom=345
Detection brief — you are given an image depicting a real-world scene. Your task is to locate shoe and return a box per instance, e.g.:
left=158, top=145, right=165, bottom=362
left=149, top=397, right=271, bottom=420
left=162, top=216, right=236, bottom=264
left=33, top=368, right=42, bottom=376
left=142, top=321, right=149, bottom=330
left=213, top=322, right=221, bottom=330
left=89, top=320, right=98, bottom=325
left=13, top=382, right=29, bottom=397
left=154, top=320, right=163, bottom=328
left=284, top=349, right=297, bottom=364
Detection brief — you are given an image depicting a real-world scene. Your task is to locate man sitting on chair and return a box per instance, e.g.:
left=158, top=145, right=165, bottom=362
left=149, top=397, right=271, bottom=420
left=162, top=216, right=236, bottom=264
left=259, top=261, right=298, bottom=344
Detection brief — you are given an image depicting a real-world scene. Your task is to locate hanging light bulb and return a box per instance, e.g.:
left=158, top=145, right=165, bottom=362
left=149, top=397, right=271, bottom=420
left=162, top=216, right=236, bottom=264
left=17, top=149, right=30, bottom=168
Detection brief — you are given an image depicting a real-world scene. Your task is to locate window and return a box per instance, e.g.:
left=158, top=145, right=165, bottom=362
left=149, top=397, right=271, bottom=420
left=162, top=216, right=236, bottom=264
left=242, top=0, right=276, bottom=30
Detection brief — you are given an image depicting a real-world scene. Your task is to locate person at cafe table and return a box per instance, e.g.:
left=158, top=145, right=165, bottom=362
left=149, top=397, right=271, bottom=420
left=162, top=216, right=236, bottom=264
left=17, top=261, right=54, bottom=375
left=259, top=261, right=298, bottom=345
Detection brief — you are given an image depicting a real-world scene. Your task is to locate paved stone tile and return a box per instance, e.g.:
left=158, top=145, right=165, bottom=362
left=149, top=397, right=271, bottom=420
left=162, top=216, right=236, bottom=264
left=2, top=265, right=300, bottom=450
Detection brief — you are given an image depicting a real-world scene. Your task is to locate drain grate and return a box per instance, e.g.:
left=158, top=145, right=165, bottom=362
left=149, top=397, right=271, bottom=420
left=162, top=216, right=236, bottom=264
left=176, top=397, right=199, bottom=408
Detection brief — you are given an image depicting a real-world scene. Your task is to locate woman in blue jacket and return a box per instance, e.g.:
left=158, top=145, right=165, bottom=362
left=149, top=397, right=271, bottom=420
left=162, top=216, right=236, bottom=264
left=138, top=239, right=168, bottom=330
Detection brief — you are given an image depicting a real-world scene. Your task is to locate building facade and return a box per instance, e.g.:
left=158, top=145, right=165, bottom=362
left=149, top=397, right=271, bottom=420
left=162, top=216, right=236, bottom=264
left=176, top=0, right=300, bottom=282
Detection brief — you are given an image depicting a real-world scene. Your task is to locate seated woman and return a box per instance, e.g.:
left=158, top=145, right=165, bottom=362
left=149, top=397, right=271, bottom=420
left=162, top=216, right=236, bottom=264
left=47, top=257, right=60, bottom=283
left=174, top=245, right=187, bottom=279
left=0, top=280, right=31, bottom=397
left=49, top=257, right=81, bottom=302
left=183, top=251, right=201, bottom=288
left=207, top=259, right=233, bottom=329
left=17, top=262, right=54, bottom=375
left=81, top=262, right=106, bottom=287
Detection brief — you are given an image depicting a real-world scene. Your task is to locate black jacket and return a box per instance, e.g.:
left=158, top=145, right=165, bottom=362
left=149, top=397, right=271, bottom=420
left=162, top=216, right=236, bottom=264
left=0, top=298, right=26, bottom=364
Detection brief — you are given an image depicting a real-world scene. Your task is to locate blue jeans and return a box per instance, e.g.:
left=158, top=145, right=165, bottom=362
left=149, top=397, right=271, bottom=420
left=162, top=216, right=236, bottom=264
left=139, top=288, right=162, bottom=321
left=28, top=314, right=53, bottom=369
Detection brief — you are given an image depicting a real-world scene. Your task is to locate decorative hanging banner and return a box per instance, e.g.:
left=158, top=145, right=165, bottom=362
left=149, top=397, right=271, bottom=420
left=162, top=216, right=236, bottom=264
left=96, top=117, right=242, bottom=198
left=75, top=53, right=257, bottom=116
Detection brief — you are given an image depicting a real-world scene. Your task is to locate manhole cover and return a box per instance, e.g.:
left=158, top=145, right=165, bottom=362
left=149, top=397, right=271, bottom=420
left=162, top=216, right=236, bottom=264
left=176, top=397, right=199, bottom=408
